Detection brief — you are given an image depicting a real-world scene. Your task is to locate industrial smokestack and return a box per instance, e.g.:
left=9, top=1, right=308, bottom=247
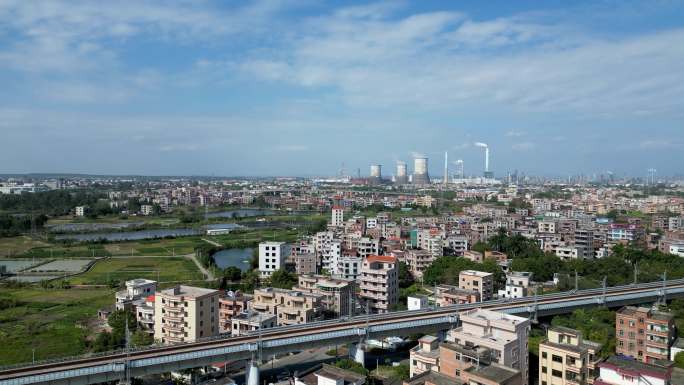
left=443, top=151, right=448, bottom=186
left=474, top=142, right=489, bottom=173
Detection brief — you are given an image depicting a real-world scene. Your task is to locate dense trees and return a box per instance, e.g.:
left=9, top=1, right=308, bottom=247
left=0, top=213, right=48, bottom=236
left=422, top=256, right=504, bottom=289
left=0, top=190, right=106, bottom=216
left=269, top=269, right=298, bottom=289
left=93, top=309, right=141, bottom=352
left=397, top=262, right=414, bottom=288
left=550, top=308, right=616, bottom=357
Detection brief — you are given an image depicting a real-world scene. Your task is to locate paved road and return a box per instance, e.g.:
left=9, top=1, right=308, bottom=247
left=201, top=238, right=223, bottom=247
left=186, top=253, right=215, bottom=281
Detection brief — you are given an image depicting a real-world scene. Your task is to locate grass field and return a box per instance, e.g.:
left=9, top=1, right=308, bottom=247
left=68, top=256, right=204, bottom=285
left=0, top=287, right=113, bottom=366
left=0, top=236, right=52, bottom=257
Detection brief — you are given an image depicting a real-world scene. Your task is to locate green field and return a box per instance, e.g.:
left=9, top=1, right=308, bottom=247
left=0, top=288, right=113, bottom=366
left=68, top=256, right=204, bottom=285
left=0, top=236, right=52, bottom=257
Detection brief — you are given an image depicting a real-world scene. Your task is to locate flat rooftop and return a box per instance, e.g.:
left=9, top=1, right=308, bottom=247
left=462, top=308, right=528, bottom=325
left=160, top=285, right=218, bottom=298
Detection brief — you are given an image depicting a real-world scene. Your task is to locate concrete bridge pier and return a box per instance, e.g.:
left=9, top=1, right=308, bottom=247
left=247, top=359, right=259, bottom=385
left=350, top=341, right=365, bottom=367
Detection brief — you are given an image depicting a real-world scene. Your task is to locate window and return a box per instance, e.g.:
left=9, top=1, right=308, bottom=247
left=552, top=355, right=563, bottom=363
left=552, top=369, right=562, bottom=378
left=541, top=366, right=547, bottom=373
left=542, top=352, right=547, bottom=359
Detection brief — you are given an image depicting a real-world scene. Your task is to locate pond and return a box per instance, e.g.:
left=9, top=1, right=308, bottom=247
left=212, top=248, right=254, bottom=271
left=47, top=222, right=145, bottom=233
left=205, top=209, right=275, bottom=219
left=55, top=228, right=201, bottom=242
left=0, top=259, right=39, bottom=272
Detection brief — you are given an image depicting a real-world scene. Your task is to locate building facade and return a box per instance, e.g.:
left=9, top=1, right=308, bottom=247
left=359, top=255, right=398, bottom=314
left=154, top=285, right=221, bottom=344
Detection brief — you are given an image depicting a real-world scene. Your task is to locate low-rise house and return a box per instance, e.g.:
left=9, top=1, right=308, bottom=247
left=230, top=312, right=276, bottom=337
left=218, top=291, right=251, bottom=333
left=295, top=274, right=354, bottom=316
left=539, top=326, right=602, bottom=385
left=410, top=336, right=440, bottom=378
left=594, top=356, right=675, bottom=385
left=435, top=284, right=480, bottom=306
left=295, top=363, right=366, bottom=385
left=115, top=278, right=157, bottom=311
left=459, top=270, right=494, bottom=301
left=497, top=272, right=532, bottom=299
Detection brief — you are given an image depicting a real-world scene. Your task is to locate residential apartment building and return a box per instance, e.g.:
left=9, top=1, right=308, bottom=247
left=359, top=255, right=398, bottom=314
left=497, top=272, right=532, bottom=299
left=616, top=306, right=675, bottom=364
left=230, top=312, right=276, bottom=337
left=154, top=285, right=220, bottom=344
left=295, top=274, right=354, bottom=316
left=258, top=241, right=287, bottom=279
left=141, top=204, right=154, bottom=216
left=251, top=287, right=323, bottom=326
left=438, top=342, right=523, bottom=385
left=115, top=278, right=157, bottom=310
left=539, top=326, right=602, bottom=385
left=447, top=308, right=530, bottom=385
left=218, top=291, right=250, bottom=333
left=410, top=335, right=440, bottom=378
left=435, top=284, right=480, bottom=306
left=331, top=206, right=344, bottom=227
left=594, top=355, right=677, bottom=385
left=459, top=270, right=494, bottom=301
left=405, top=249, right=434, bottom=279
left=294, top=253, right=317, bottom=275
left=135, top=295, right=155, bottom=335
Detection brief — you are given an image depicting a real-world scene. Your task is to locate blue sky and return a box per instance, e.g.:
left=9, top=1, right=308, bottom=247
left=0, top=0, right=683, bottom=177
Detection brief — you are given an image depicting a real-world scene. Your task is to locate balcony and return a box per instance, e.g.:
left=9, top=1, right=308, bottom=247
left=163, top=313, right=184, bottom=322
left=165, top=323, right=184, bottom=332
left=163, top=304, right=184, bottom=313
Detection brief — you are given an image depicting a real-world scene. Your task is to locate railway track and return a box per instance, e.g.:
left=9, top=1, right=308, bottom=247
left=1, top=278, right=681, bottom=381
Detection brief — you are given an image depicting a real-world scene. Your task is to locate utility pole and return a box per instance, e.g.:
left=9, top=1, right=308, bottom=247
left=574, top=271, right=578, bottom=292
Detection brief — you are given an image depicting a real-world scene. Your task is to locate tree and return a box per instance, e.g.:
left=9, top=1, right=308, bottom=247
left=93, top=331, right=114, bottom=352
left=675, top=352, right=684, bottom=369
left=270, top=269, right=297, bottom=289
left=242, top=270, right=261, bottom=291
left=131, top=330, right=154, bottom=347
left=397, top=262, right=414, bottom=288
left=108, top=309, right=138, bottom=333
left=222, top=266, right=243, bottom=282
left=334, top=359, right=368, bottom=375
left=423, top=257, right=478, bottom=286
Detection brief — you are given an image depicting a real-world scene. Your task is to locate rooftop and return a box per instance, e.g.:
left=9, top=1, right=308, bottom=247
left=459, top=270, right=493, bottom=278
left=160, top=285, right=218, bottom=298
left=465, top=363, right=520, bottom=383
left=598, top=355, right=672, bottom=380
left=462, top=308, right=528, bottom=325
left=296, top=364, right=365, bottom=385
left=365, top=255, right=397, bottom=264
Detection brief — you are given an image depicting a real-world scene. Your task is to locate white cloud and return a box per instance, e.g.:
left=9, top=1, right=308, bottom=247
left=276, top=144, right=308, bottom=152
left=505, top=130, right=526, bottom=137
left=229, top=4, right=684, bottom=117
left=638, top=140, right=679, bottom=150
left=512, top=142, right=536, bottom=151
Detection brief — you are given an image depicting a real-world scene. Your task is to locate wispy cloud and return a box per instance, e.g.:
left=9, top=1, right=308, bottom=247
left=276, top=144, right=309, bottom=152
left=512, top=142, right=536, bottom=151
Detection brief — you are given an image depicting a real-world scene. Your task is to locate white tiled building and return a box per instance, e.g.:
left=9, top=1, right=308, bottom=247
left=258, top=241, right=287, bottom=279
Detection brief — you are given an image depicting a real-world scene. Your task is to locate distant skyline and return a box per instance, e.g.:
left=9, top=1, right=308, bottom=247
left=1, top=1, right=683, bottom=177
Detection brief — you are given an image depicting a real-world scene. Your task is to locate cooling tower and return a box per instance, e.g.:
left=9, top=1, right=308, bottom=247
left=413, top=157, right=430, bottom=185
left=370, top=164, right=382, bottom=178
left=395, top=161, right=408, bottom=185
